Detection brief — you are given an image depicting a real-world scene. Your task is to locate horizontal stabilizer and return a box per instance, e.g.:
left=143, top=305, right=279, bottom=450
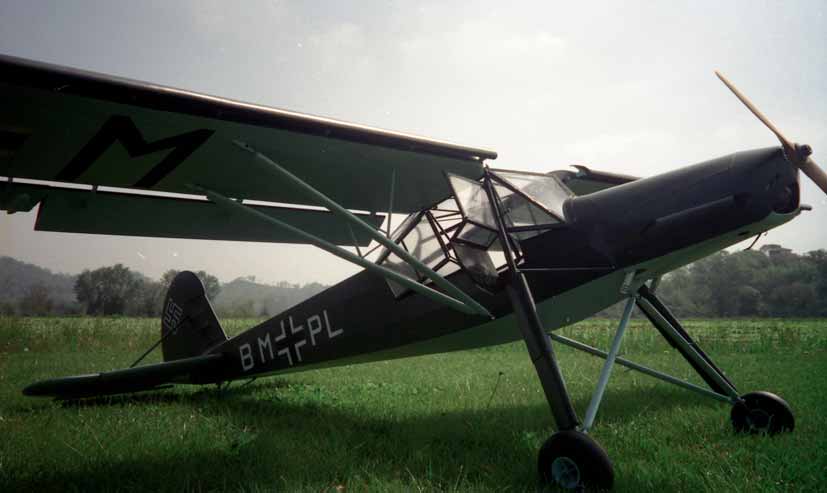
left=22, top=353, right=225, bottom=399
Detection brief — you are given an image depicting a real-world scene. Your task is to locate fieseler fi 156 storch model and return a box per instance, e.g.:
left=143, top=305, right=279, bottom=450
left=3, top=54, right=823, bottom=490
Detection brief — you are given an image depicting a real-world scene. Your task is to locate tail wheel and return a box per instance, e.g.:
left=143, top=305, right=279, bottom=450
left=538, top=430, right=614, bottom=490
left=731, top=391, right=795, bottom=435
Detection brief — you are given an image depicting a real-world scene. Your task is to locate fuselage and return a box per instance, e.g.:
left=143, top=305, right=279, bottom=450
left=199, top=146, right=802, bottom=384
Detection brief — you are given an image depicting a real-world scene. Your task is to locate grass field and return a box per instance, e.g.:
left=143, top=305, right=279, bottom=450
left=1, top=316, right=826, bottom=492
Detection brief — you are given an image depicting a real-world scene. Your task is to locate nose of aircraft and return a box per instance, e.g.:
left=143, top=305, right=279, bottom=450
left=729, top=146, right=800, bottom=215
left=565, top=146, right=799, bottom=266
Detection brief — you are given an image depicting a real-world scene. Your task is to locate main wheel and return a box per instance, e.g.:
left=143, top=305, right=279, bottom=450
left=731, top=391, right=794, bottom=435
left=538, top=430, right=613, bottom=491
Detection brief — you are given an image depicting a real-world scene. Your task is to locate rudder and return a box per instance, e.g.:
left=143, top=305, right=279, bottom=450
left=161, top=271, right=227, bottom=361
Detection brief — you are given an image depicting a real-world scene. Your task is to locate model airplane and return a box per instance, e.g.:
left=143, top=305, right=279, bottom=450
left=2, top=54, right=823, bottom=490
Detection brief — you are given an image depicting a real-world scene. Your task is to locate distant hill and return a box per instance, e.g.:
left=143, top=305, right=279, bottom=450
left=213, top=277, right=328, bottom=317
left=0, top=256, right=328, bottom=317
left=0, top=256, right=77, bottom=308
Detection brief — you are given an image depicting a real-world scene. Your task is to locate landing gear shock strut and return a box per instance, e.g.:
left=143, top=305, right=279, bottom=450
left=484, top=168, right=614, bottom=490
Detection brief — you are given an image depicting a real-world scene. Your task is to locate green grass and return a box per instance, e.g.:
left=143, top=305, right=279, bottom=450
left=1, top=317, right=826, bottom=492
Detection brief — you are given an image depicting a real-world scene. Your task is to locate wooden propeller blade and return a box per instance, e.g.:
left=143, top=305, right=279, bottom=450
left=715, top=71, right=827, bottom=196
left=800, top=157, right=827, bottom=195
left=714, top=70, right=796, bottom=154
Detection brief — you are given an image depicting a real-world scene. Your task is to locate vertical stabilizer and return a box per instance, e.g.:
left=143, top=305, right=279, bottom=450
left=161, top=271, right=227, bottom=361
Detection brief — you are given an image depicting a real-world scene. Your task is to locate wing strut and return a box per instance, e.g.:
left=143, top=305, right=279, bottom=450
left=386, top=169, right=396, bottom=237
left=229, top=140, right=491, bottom=318
left=195, top=186, right=486, bottom=316
left=191, top=143, right=492, bottom=318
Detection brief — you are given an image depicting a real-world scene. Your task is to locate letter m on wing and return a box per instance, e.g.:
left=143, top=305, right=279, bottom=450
left=56, top=115, right=214, bottom=188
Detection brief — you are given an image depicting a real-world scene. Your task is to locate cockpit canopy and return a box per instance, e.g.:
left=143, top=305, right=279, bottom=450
left=376, top=169, right=573, bottom=296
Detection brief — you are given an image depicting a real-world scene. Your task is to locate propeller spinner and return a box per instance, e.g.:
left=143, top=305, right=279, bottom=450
left=715, top=71, right=827, bottom=195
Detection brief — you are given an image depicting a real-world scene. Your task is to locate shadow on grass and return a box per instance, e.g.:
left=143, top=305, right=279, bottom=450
left=6, top=379, right=730, bottom=492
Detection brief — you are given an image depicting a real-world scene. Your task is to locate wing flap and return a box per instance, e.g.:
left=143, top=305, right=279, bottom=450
left=3, top=183, right=383, bottom=246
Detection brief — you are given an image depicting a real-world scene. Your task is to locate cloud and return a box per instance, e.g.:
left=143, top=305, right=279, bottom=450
left=185, top=0, right=289, bottom=38
left=399, top=18, right=566, bottom=79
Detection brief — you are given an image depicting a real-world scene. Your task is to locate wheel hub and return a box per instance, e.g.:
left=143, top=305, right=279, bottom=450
left=746, top=408, right=772, bottom=433
left=551, top=456, right=581, bottom=489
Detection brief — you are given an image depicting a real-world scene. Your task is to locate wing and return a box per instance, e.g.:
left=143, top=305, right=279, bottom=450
left=550, top=165, right=638, bottom=196
left=0, top=54, right=496, bottom=244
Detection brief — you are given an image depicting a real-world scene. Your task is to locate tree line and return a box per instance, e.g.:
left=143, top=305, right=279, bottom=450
left=2, top=265, right=221, bottom=317
left=599, top=245, right=827, bottom=318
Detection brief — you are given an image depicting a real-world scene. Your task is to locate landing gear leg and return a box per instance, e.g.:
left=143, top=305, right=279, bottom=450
left=506, top=273, right=614, bottom=491
left=636, top=285, right=739, bottom=397
left=484, top=169, right=613, bottom=490
left=637, top=285, right=795, bottom=436
left=505, top=273, right=579, bottom=432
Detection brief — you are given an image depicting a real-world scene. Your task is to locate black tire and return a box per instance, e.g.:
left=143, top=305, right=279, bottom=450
left=731, top=391, right=794, bottom=435
left=538, top=430, right=614, bottom=491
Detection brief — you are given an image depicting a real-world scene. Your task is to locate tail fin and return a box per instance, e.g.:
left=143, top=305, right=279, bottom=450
left=161, top=271, right=227, bottom=361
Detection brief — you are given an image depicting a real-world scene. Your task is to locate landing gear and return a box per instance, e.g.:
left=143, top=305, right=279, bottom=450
left=483, top=171, right=614, bottom=489
left=538, top=431, right=614, bottom=491
left=731, top=391, right=795, bottom=435
left=638, top=286, right=798, bottom=435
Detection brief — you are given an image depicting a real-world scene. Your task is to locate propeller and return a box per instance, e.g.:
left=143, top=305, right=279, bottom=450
left=715, top=70, right=827, bottom=195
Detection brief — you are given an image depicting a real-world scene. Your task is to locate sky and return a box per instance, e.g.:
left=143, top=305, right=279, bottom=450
left=1, top=0, right=826, bottom=285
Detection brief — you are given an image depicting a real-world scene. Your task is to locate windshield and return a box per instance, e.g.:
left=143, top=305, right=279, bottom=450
left=491, top=170, right=573, bottom=221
